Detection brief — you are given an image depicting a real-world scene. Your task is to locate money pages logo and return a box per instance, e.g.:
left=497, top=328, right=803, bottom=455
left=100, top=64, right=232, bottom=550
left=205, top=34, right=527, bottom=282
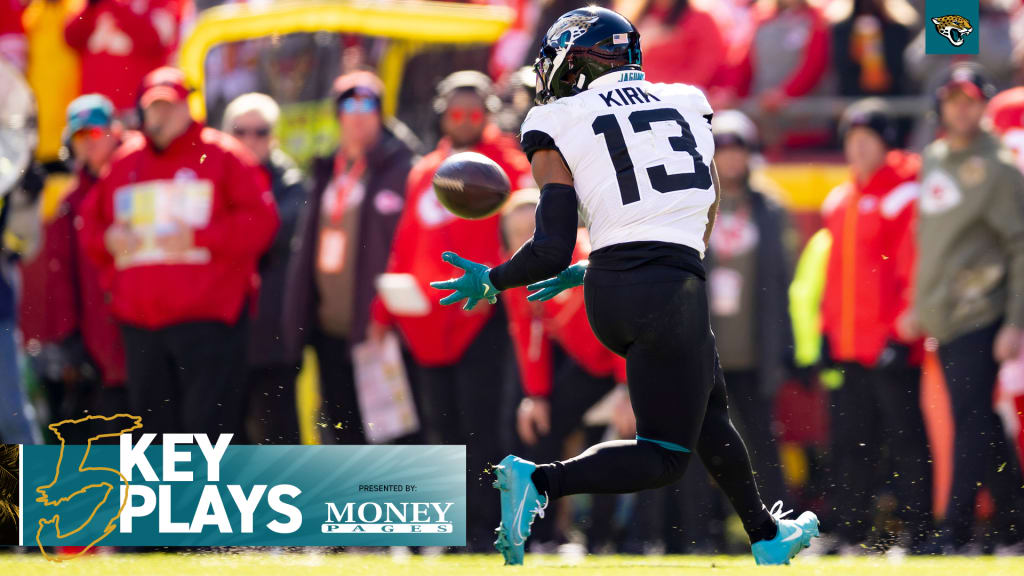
left=20, top=415, right=466, bottom=559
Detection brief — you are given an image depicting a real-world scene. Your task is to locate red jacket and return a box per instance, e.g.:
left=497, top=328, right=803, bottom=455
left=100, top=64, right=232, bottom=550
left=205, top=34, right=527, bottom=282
left=822, top=150, right=921, bottom=367
left=504, top=230, right=625, bottom=397
left=19, top=179, right=80, bottom=348
left=20, top=169, right=128, bottom=385
left=65, top=0, right=180, bottom=111
left=639, top=7, right=726, bottom=88
left=79, top=121, right=278, bottom=330
left=372, top=125, right=531, bottom=366
left=72, top=170, right=127, bottom=385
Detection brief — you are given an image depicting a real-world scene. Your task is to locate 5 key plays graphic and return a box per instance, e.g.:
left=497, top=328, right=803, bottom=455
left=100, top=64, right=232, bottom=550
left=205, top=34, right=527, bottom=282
left=17, top=415, right=466, bottom=559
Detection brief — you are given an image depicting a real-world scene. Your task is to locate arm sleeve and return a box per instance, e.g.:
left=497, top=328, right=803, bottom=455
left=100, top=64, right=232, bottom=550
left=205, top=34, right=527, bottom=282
left=488, top=182, right=578, bottom=291
left=192, top=151, right=279, bottom=259
left=985, top=164, right=1024, bottom=328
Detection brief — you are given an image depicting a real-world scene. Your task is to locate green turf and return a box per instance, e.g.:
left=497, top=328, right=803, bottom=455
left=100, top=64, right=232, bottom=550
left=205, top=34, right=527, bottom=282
left=1, top=552, right=1022, bottom=576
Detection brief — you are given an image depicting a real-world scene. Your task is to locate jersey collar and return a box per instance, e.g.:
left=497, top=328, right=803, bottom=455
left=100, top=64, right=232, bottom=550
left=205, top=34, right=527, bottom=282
left=588, top=70, right=645, bottom=91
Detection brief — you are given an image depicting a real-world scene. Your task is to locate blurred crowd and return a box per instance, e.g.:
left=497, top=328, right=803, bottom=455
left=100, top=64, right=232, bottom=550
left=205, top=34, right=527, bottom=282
left=2, top=0, right=1024, bottom=559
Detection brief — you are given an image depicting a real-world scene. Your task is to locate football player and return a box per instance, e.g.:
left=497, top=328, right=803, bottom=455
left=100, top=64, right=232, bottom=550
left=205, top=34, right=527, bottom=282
left=430, top=6, right=819, bottom=565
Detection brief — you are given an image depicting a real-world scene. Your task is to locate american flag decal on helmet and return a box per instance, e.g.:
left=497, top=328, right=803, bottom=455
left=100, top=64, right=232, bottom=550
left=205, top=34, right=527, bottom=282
left=612, top=33, right=629, bottom=44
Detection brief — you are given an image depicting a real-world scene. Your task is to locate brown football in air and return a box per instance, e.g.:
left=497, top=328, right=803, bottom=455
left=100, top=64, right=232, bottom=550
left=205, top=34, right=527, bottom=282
left=432, top=151, right=511, bottom=220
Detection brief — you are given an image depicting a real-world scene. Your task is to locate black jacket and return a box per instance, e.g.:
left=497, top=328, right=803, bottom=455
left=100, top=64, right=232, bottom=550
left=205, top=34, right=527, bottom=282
left=832, top=16, right=912, bottom=97
left=249, top=149, right=309, bottom=367
left=706, top=185, right=794, bottom=397
left=283, top=129, right=414, bottom=357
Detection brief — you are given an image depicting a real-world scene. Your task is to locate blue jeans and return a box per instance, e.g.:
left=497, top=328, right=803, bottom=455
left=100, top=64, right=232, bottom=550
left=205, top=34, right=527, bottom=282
left=0, top=319, right=41, bottom=443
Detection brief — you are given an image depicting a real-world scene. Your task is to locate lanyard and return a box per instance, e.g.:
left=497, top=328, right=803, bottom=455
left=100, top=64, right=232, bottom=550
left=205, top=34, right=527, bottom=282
left=329, top=153, right=366, bottom=224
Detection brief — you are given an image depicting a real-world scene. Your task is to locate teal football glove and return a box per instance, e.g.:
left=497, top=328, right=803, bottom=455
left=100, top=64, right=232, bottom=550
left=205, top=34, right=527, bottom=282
left=430, top=251, right=500, bottom=311
left=526, top=260, right=588, bottom=302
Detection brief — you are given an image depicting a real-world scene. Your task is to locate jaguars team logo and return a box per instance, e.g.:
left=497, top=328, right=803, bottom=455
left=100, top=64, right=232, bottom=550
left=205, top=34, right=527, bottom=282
left=931, top=15, right=974, bottom=47
left=546, top=12, right=599, bottom=48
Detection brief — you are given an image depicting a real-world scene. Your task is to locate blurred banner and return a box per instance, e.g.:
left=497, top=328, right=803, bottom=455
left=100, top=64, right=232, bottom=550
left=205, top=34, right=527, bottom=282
left=18, top=417, right=465, bottom=556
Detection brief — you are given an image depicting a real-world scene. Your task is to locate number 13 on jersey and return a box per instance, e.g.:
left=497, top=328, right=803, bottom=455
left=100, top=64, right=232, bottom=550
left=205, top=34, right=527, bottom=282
left=591, top=107, right=712, bottom=205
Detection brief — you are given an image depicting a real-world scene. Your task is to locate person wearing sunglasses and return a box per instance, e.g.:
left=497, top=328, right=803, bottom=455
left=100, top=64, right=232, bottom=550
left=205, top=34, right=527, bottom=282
left=366, top=69, right=534, bottom=551
left=283, top=70, right=416, bottom=445
left=222, top=92, right=308, bottom=445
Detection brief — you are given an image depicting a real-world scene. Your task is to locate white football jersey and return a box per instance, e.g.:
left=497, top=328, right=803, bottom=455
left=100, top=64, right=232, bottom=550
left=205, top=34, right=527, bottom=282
left=520, top=71, right=716, bottom=255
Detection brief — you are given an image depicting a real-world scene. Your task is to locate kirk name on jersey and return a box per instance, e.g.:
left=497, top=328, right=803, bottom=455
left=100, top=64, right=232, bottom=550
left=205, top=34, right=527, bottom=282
left=520, top=71, right=716, bottom=255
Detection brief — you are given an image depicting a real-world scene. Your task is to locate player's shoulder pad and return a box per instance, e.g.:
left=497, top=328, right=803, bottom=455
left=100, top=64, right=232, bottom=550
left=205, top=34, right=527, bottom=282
left=520, top=101, right=574, bottom=161
left=646, top=82, right=713, bottom=118
left=521, top=100, right=575, bottom=138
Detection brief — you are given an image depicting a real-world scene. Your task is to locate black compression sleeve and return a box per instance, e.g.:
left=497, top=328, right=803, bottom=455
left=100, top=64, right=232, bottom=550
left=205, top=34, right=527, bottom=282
left=488, top=183, right=578, bottom=291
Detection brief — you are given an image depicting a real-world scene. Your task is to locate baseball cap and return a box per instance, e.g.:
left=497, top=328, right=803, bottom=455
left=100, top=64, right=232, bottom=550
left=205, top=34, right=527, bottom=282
left=434, top=70, right=501, bottom=114
left=66, top=94, right=114, bottom=137
left=138, top=66, right=190, bottom=108
left=937, top=63, right=996, bottom=102
left=333, top=70, right=384, bottom=109
left=712, top=110, right=759, bottom=150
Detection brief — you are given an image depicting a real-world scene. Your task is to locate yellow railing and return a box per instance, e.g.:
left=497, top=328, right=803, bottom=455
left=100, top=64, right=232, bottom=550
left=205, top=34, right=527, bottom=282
left=757, top=163, right=849, bottom=211
left=178, top=0, right=515, bottom=120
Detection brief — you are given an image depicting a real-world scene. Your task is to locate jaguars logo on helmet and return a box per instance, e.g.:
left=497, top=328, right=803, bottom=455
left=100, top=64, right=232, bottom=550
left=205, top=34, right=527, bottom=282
left=533, top=7, right=642, bottom=105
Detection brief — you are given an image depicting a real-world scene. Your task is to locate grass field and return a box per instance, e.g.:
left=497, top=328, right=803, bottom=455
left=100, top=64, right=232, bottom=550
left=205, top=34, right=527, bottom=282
left=1, top=552, right=1023, bottom=576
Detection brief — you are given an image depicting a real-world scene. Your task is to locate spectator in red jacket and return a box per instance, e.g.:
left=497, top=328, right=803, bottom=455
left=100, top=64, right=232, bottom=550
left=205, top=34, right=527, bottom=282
left=79, top=67, right=278, bottom=438
left=633, top=0, right=726, bottom=88
left=371, top=70, right=531, bottom=551
left=65, top=0, right=180, bottom=115
left=20, top=94, right=129, bottom=440
left=500, top=188, right=628, bottom=550
left=820, top=99, right=932, bottom=553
